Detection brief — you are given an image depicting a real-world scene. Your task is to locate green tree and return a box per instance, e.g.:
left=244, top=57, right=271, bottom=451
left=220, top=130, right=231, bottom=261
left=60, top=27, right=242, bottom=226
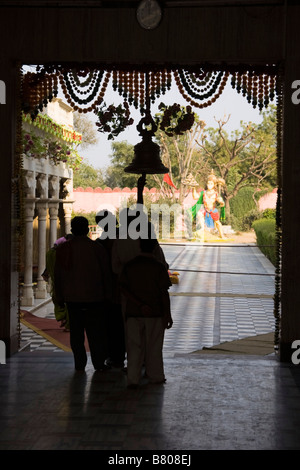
left=73, top=112, right=99, bottom=149
left=104, top=141, right=139, bottom=188
left=73, top=159, right=105, bottom=188
left=150, top=105, right=209, bottom=203
left=195, top=105, right=277, bottom=217
left=153, top=118, right=208, bottom=204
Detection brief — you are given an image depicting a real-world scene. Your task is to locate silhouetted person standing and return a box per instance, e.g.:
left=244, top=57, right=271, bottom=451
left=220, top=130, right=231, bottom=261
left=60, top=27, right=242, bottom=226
left=95, top=210, right=126, bottom=368
left=120, top=235, right=173, bottom=389
left=55, top=216, right=112, bottom=372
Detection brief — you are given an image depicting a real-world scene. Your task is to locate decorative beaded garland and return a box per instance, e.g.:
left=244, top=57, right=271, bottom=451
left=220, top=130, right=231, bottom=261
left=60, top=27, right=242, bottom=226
left=21, top=64, right=278, bottom=118
left=22, top=70, right=58, bottom=120
left=59, top=68, right=111, bottom=113
left=273, top=65, right=283, bottom=352
left=173, top=69, right=229, bottom=108
left=112, top=69, right=172, bottom=112
left=231, top=69, right=277, bottom=110
left=15, top=64, right=25, bottom=348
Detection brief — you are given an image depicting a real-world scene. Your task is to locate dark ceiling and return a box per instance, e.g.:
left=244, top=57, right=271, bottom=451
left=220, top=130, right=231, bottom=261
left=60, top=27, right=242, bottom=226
left=0, top=0, right=284, bottom=8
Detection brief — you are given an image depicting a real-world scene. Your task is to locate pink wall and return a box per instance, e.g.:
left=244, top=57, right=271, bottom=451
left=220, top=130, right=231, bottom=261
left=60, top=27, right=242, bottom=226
left=73, top=187, right=277, bottom=215
left=73, top=187, right=195, bottom=215
left=73, top=187, right=138, bottom=214
left=257, top=188, right=277, bottom=211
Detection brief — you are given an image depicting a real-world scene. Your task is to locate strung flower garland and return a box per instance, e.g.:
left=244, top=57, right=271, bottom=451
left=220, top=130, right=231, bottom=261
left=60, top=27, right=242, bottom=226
left=22, top=70, right=59, bottom=120
left=112, top=69, right=171, bottom=112
left=21, top=64, right=279, bottom=127
left=156, top=102, right=195, bottom=137
left=231, top=69, right=276, bottom=110
left=173, top=69, right=229, bottom=108
left=273, top=66, right=283, bottom=351
left=178, top=69, right=225, bottom=101
left=94, top=101, right=134, bottom=140
left=22, top=128, right=83, bottom=170
left=70, top=69, right=95, bottom=88
left=46, top=140, right=83, bottom=170
left=22, top=112, right=82, bottom=144
left=15, top=64, right=25, bottom=348
left=59, top=68, right=111, bottom=113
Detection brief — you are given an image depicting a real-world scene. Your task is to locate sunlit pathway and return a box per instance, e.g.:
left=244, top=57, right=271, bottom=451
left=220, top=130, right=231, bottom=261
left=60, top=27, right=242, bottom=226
left=21, top=242, right=275, bottom=356
left=162, top=243, right=275, bottom=355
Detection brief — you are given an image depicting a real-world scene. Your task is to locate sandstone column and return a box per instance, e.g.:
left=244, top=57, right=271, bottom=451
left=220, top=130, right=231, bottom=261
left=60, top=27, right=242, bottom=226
left=21, top=199, right=36, bottom=307
left=35, top=174, right=48, bottom=299
left=62, top=202, right=73, bottom=236
left=48, top=175, right=60, bottom=247
left=61, top=177, right=74, bottom=235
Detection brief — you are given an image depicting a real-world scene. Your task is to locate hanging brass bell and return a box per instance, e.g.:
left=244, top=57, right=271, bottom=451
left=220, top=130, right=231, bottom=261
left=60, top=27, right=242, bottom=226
left=125, top=134, right=169, bottom=174
left=125, top=115, right=169, bottom=175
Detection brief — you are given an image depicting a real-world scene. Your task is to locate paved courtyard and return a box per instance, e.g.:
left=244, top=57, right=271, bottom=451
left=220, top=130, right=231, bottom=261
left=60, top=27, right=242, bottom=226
left=21, top=242, right=276, bottom=356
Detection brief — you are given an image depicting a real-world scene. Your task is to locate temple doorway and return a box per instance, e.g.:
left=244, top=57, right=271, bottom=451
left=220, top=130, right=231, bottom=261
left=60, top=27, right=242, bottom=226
left=17, top=63, right=281, bottom=357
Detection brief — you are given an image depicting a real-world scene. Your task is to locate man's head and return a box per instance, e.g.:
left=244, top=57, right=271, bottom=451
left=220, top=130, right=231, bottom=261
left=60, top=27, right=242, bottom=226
left=71, top=216, right=89, bottom=236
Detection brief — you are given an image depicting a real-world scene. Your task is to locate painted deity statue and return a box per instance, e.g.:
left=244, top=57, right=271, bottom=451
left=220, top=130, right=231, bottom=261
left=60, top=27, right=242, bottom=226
left=187, top=170, right=226, bottom=239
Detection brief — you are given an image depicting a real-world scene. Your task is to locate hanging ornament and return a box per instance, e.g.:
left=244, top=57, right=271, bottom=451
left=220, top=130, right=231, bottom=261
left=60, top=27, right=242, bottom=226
left=21, top=64, right=279, bottom=124
left=173, top=68, right=229, bottom=108
left=59, top=68, right=111, bottom=113
left=21, top=70, right=58, bottom=120
left=230, top=67, right=277, bottom=110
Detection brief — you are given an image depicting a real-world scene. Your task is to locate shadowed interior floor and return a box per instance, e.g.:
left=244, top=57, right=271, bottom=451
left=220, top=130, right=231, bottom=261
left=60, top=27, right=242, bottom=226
left=1, top=352, right=300, bottom=451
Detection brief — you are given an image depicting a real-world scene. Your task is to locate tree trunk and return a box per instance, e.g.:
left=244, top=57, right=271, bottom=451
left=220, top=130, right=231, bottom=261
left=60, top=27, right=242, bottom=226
left=178, top=183, right=185, bottom=205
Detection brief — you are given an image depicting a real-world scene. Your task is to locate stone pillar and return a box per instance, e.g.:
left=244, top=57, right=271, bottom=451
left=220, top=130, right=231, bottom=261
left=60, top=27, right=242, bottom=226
left=48, top=202, right=59, bottom=248
left=35, top=173, right=48, bottom=299
left=62, top=202, right=73, bottom=235
left=48, top=175, right=60, bottom=247
left=21, top=199, right=36, bottom=307
left=60, top=177, right=74, bottom=235
left=35, top=200, right=48, bottom=299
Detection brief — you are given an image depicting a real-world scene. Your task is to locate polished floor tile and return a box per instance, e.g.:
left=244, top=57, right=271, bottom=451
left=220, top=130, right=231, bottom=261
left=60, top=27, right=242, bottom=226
left=3, top=243, right=294, bottom=452
left=1, top=353, right=300, bottom=450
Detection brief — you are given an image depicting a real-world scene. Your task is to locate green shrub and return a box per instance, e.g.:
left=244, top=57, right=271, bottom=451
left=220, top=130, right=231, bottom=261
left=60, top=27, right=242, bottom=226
left=225, top=213, right=240, bottom=231
left=262, top=208, right=276, bottom=219
left=252, top=218, right=277, bottom=266
left=227, top=208, right=261, bottom=231
left=72, top=210, right=97, bottom=225
left=230, top=187, right=257, bottom=220
left=240, top=208, right=262, bottom=231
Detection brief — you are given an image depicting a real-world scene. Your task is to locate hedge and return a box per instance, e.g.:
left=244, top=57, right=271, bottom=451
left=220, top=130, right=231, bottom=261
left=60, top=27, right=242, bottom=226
left=252, top=218, right=277, bottom=266
left=230, top=187, right=257, bottom=220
